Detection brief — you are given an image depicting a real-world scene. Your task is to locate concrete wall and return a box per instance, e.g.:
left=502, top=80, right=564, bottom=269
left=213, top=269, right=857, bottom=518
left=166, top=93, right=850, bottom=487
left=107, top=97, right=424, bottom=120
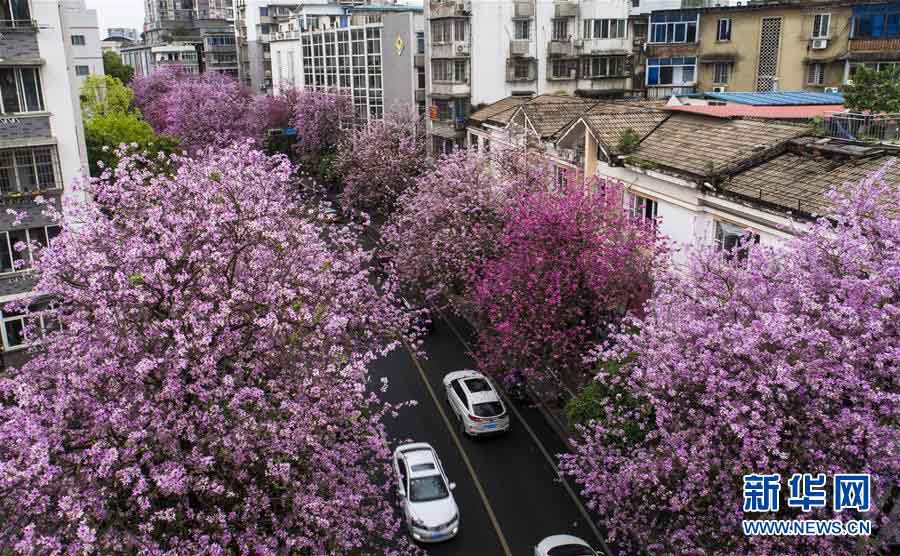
left=381, top=12, right=416, bottom=108
left=696, top=5, right=851, bottom=92
left=62, top=0, right=105, bottom=84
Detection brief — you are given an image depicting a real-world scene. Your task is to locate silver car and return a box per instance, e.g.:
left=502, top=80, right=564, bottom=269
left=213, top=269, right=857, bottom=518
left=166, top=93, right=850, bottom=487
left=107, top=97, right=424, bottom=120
left=534, top=534, right=600, bottom=556
left=393, top=442, right=460, bottom=543
left=443, top=370, right=510, bottom=436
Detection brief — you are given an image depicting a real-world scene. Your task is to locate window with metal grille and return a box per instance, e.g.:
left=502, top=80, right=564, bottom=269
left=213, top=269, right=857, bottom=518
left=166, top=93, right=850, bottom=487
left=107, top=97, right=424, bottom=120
left=812, top=13, right=830, bottom=38
left=756, top=17, right=782, bottom=91
left=716, top=18, right=731, bottom=41
left=552, top=18, right=568, bottom=41
left=806, top=63, right=824, bottom=85
left=0, top=147, right=58, bottom=194
left=71, top=35, right=86, bottom=46
left=0, top=0, right=31, bottom=27
left=713, top=62, right=730, bottom=83
left=550, top=58, right=577, bottom=79
left=582, top=56, right=625, bottom=77
left=514, top=19, right=531, bottom=40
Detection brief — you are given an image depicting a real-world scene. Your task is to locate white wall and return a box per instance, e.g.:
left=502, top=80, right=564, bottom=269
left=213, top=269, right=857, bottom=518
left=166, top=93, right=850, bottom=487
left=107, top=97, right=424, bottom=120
left=61, top=0, right=105, bottom=85
left=34, top=0, right=91, bottom=191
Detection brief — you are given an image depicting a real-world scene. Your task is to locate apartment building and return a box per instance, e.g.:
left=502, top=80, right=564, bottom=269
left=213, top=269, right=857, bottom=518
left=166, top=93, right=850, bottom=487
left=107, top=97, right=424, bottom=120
left=235, top=0, right=299, bottom=92
left=844, top=2, right=900, bottom=78
left=270, top=5, right=425, bottom=123
left=125, top=0, right=237, bottom=78
left=63, top=1, right=104, bottom=84
left=0, top=0, right=100, bottom=366
left=425, top=0, right=636, bottom=153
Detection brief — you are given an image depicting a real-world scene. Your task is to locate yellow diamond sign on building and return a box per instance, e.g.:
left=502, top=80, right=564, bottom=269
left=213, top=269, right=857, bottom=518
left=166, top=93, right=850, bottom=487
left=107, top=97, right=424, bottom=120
left=395, top=35, right=405, bottom=55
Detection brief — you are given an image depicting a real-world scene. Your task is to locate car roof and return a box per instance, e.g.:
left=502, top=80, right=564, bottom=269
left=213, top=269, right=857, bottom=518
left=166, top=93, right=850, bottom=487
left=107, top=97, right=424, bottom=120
left=537, top=535, right=592, bottom=552
left=402, top=448, right=440, bottom=478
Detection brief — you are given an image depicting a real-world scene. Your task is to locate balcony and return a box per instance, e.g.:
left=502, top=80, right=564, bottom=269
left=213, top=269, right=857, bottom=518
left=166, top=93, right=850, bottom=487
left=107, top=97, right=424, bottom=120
left=848, top=37, right=900, bottom=52
left=431, top=81, right=470, bottom=96
left=510, top=39, right=530, bottom=57
left=514, top=1, right=534, bottom=18
left=645, top=85, right=696, bottom=98
left=548, top=40, right=574, bottom=57
left=430, top=1, right=471, bottom=19
left=431, top=119, right=466, bottom=139
left=824, top=112, right=900, bottom=144
left=506, top=58, right=537, bottom=82
left=432, top=41, right=470, bottom=58
left=554, top=2, right=578, bottom=18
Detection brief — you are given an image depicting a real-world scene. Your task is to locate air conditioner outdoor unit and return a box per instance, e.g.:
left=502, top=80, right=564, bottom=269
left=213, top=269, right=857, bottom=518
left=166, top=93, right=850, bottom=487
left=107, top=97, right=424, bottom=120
left=456, top=44, right=469, bottom=55
left=824, top=86, right=840, bottom=93
left=811, top=38, right=828, bottom=49
left=712, top=86, right=727, bottom=92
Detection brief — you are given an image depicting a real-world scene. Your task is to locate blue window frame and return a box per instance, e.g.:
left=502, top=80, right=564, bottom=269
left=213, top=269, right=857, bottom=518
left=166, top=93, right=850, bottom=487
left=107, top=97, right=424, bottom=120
left=852, top=4, right=900, bottom=38
left=646, top=57, right=696, bottom=86
left=648, top=12, right=698, bottom=43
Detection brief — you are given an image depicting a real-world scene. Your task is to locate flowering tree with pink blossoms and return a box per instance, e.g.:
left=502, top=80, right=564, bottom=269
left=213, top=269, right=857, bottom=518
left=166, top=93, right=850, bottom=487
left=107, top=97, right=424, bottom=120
left=472, top=176, right=665, bottom=391
left=561, top=168, right=900, bottom=556
left=130, top=65, right=190, bottom=132
left=0, top=144, right=419, bottom=555
left=334, top=104, right=428, bottom=213
left=381, top=148, right=542, bottom=303
left=291, top=90, right=352, bottom=156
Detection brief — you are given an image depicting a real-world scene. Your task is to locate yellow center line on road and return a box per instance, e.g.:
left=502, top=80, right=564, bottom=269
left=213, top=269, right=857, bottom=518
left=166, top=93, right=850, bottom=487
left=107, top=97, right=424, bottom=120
left=402, top=340, right=514, bottom=556
left=428, top=305, right=615, bottom=556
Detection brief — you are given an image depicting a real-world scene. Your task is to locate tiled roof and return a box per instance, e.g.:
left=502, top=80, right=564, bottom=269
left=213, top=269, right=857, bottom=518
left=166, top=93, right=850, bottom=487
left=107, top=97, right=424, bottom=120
left=702, top=90, right=845, bottom=106
left=517, top=95, right=597, bottom=139
left=631, top=113, right=806, bottom=178
left=723, top=141, right=900, bottom=215
left=582, top=110, right=669, bottom=155
left=469, top=96, right=529, bottom=124
left=664, top=104, right=845, bottom=120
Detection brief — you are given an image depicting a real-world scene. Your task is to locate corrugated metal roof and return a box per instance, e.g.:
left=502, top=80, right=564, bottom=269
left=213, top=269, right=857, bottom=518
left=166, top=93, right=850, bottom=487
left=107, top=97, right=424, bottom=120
left=702, top=90, right=845, bottom=106
left=664, top=104, right=845, bottom=119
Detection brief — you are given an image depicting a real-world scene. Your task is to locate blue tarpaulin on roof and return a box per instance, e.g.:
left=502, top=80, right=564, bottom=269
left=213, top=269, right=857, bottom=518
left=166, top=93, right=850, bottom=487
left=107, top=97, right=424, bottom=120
left=702, top=90, right=845, bottom=106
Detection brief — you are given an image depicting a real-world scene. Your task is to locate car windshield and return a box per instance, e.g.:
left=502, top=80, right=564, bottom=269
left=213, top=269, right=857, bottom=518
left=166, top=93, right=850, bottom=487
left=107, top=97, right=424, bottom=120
left=464, top=378, right=492, bottom=392
left=473, top=401, right=504, bottom=417
left=409, top=475, right=449, bottom=502
left=548, top=545, right=596, bottom=556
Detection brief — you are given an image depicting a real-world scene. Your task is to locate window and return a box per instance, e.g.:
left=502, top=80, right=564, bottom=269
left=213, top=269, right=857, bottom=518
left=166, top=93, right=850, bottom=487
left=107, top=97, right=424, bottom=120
left=0, top=0, right=31, bottom=26
left=649, top=12, right=698, bottom=44
left=583, top=18, right=627, bottom=39
left=713, top=62, right=730, bottom=83
left=511, top=58, right=533, bottom=80
left=207, top=35, right=235, bottom=47
left=812, top=13, right=830, bottom=38
left=454, top=19, right=467, bottom=41
left=550, top=58, right=577, bottom=79
left=806, top=62, right=824, bottom=85
left=0, top=225, right=60, bottom=274
left=431, top=20, right=453, bottom=43
left=0, top=68, right=43, bottom=114
left=715, top=220, right=759, bottom=260
left=627, top=193, right=658, bottom=223
left=1, top=301, right=59, bottom=352
left=432, top=59, right=466, bottom=82
left=716, top=18, right=731, bottom=41
left=71, top=34, right=85, bottom=46
left=417, top=66, right=426, bottom=89
left=646, top=57, right=697, bottom=86
left=582, top=56, right=625, bottom=77
left=552, top=18, right=568, bottom=41
left=514, top=19, right=531, bottom=40
left=451, top=379, right=468, bottom=407
left=259, top=7, right=268, bottom=17
left=75, top=65, right=90, bottom=77
left=0, top=147, right=58, bottom=194
left=852, top=6, right=900, bottom=38
left=416, top=31, right=425, bottom=54
left=554, top=166, right=569, bottom=189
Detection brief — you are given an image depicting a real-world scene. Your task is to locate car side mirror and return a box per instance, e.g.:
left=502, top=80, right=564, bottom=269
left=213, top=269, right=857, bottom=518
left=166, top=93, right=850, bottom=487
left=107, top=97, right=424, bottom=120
left=449, top=482, right=457, bottom=490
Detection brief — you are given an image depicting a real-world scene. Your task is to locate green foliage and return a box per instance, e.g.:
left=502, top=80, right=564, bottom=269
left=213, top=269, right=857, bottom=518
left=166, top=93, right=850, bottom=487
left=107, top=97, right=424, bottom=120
left=616, top=128, right=640, bottom=154
left=84, top=112, right=179, bottom=176
left=565, top=356, right=654, bottom=447
left=809, top=115, right=826, bottom=136
left=80, top=75, right=135, bottom=118
left=843, top=65, right=900, bottom=113
left=102, top=51, right=135, bottom=85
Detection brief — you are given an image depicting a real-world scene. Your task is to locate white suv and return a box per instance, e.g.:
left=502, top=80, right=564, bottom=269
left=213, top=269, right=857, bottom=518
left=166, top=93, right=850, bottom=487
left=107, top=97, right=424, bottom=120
left=443, top=370, right=510, bottom=436
left=393, top=442, right=459, bottom=543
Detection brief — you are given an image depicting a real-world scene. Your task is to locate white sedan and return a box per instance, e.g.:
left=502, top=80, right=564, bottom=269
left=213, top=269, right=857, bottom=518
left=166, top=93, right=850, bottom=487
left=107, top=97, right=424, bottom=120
left=443, top=370, right=510, bottom=436
left=535, top=535, right=601, bottom=556
left=393, top=442, right=459, bottom=543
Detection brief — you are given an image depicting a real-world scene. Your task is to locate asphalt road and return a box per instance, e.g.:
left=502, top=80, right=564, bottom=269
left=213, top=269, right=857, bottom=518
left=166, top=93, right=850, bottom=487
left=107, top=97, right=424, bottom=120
left=369, top=312, right=605, bottom=556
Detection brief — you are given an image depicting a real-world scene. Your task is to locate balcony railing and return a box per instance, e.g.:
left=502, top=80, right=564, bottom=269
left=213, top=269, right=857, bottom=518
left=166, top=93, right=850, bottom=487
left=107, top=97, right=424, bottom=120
left=824, top=112, right=900, bottom=144
left=0, top=19, right=38, bottom=29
